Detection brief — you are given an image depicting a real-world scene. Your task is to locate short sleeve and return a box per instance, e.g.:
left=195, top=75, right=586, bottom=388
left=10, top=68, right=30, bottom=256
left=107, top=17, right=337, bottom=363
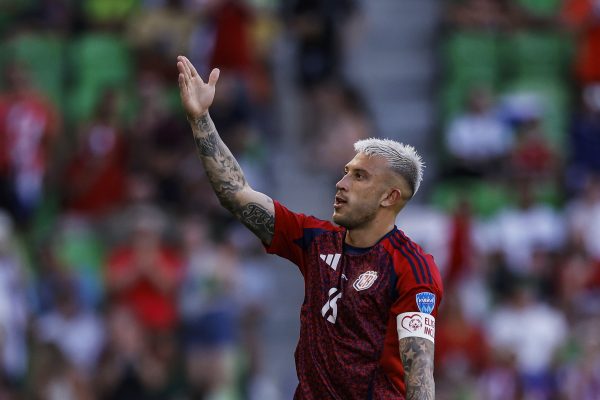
left=264, top=201, right=308, bottom=266
left=391, top=253, right=443, bottom=319
left=264, top=201, right=337, bottom=274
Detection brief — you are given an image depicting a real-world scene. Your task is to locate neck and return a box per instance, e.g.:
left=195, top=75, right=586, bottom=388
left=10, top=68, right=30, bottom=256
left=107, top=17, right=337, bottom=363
left=344, top=216, right=396, bottom=248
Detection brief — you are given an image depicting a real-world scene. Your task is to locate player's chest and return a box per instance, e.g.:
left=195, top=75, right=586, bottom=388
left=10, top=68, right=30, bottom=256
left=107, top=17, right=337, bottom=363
left=308, top=243, right=395, bottom=324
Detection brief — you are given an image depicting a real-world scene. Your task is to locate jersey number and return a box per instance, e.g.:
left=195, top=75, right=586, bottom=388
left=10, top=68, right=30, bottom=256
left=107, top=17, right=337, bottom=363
left=321, top=287, right=342, bottom=324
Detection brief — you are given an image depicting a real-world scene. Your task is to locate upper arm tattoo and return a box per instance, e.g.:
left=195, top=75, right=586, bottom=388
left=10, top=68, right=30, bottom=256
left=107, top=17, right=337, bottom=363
left=400, top=337, right=435, bottom=400
left=189, top=114, right=274, bottom=244
left=237, top=201, right=275, bottom=244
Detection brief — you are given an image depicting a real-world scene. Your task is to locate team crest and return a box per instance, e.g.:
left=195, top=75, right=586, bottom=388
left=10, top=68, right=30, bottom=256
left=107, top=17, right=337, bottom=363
left=416, top=292, right=436, bottom=314
left=353, top=271, right=378, bottom=291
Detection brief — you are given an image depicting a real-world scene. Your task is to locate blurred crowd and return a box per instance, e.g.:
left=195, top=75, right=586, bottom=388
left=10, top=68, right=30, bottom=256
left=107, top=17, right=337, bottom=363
left=3, top=0, right=600, bottom=400
left=420, top=0, right=600, bottom=399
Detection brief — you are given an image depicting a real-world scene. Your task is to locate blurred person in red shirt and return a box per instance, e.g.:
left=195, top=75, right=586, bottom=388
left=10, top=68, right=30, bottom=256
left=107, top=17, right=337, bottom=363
left=563, top=0, right=600, bottom=84
left=510, top=118, right=559, bottom=181
left=64, top=89, right=127, bottom=217
left=209, top=0, right=254, bottom=76
left=436, top=292, right=490, bottom=399
left=0, top=62, right=60, bottom=225
left=106, top=205, right=182, bottom=331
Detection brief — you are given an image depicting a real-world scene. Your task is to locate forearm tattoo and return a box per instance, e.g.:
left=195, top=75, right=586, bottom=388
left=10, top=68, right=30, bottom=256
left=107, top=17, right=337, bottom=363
left=190, top=114, right=247, bottom=209
left=400, top=337, right=435, bottom=400
left=189, top=114, right=274, bottom=242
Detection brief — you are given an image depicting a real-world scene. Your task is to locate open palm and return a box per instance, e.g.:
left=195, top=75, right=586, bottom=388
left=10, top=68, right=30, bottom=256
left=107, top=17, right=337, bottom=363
left=177, top=56, right=220, bottom=119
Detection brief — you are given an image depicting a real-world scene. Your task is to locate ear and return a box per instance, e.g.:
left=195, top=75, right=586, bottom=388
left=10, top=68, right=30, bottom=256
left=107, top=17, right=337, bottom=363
left=380, top=188, right=403, bottom=208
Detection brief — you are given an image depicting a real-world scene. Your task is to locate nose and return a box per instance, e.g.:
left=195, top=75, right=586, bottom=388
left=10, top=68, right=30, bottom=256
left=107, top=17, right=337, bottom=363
left=336, top=174, right=349, bottom=192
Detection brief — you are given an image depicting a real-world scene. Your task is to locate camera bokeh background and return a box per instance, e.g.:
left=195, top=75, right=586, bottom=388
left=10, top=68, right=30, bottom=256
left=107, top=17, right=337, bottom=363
left=0, top=0, right=599, bottom=399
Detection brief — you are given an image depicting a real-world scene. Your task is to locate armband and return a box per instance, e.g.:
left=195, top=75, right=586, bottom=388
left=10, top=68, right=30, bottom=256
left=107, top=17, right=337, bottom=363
left=397, top=312, right=435, bottom=343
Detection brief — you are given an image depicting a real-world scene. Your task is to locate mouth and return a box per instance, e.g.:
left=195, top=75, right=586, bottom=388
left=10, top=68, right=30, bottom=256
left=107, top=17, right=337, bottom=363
left=333, top=195, right=347, bottom=210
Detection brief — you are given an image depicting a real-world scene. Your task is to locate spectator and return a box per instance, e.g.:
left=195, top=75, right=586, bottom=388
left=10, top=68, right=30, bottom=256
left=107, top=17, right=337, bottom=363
left=488, top=182, right=565, bottom=273
left=436, top=292, right=489, bottom=395
left=569, top=85, right=600, bottom=189
left=178, top=215, right=239, bottom=399
left=510, top=118, right=559, bottom=181
left=35, top=283, right=104, bottom=375
left=209, top=0, right=255, bottom=76
left=560, top=317, right=600, bottom=400
left=562, top=0, right=600, bottom=84
left=487, top=280, right=568, bottom=397
left=477, top=350, right=521, bottom=400
left=566, top=175, right=600, bottom=261
left=556, top=243, right=599, bottom=314
left=63, top=89, right=128, bottom=217
left=96, top=305, right=181, bottom=399
left=106, top=204, right=182, bottom=331
left=0, top=62, right=60, bottom=226
left=311, top=82, right=371, bottom=178
left=289, top=0, right=359, bottom=89
left=29, top=343, right=94, bottom=400
left=129, top=71, right=190, bottom=208
left=0, top=211, right=29, bottom=386
left=444, top=87, right=513, bottom=177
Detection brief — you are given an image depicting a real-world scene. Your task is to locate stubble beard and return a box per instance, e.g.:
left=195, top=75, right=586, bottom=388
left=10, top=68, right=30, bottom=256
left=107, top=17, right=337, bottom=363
left=333, top=204, right=378, bottom=230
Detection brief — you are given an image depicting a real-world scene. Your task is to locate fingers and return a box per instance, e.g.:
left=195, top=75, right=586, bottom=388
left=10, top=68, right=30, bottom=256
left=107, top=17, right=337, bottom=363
left=178, top=74, right=189, bottom=99
left=177, top=61, right=191, bottom=87
left=176, top=56, right=193, bottom=82
left=177, top=55, right=213, bottom=85
left=183, top=56, right=199, bottom=78
left=208, top=68, right=220, bottom=87
left=177, top=61, right=186, bottom=77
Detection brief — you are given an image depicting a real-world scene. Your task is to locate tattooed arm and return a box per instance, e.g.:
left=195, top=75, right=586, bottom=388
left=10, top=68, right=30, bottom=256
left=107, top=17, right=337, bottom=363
left=189, top=113, right=274, bottom=243
left=399, top=337, right=435, bottom=400
left=177, top=56, right=275, bottom=245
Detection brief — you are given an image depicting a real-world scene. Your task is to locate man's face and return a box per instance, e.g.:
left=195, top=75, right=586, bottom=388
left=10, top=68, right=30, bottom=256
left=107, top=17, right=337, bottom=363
left=332, top=153, right=391, bottom=229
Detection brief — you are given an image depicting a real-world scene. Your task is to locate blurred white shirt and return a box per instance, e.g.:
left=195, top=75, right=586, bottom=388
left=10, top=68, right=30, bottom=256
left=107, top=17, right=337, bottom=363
left=482, top=204, right=565, bottom=272
left=487, top=302, right=567, bottom=374
left=446, top=113, right=513, bottom=161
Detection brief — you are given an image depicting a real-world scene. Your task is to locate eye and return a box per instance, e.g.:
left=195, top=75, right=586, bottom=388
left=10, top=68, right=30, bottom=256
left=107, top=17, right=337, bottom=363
left=354, top=172, right=363, bottom=180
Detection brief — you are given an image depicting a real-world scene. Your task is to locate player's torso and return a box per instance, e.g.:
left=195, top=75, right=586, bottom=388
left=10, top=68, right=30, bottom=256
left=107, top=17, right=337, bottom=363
left=295, top=229, right=402, bottom=399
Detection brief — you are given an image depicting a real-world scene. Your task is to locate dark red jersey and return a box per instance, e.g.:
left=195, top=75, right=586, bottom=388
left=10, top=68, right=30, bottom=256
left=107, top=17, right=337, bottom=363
left=265, top=201, right=443, bottom=400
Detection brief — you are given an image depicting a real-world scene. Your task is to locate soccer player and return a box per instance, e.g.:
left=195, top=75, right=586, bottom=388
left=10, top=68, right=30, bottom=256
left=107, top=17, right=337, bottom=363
left=177, top=56, right=443, bottom=400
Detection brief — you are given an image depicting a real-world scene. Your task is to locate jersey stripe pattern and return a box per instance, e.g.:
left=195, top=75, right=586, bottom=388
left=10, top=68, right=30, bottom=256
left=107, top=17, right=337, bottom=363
left=265, top=201, right=443, bottom=400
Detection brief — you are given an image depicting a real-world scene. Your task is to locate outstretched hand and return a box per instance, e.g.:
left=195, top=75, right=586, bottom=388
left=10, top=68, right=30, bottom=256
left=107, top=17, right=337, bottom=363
left=177, top=55, right=220, bottom=119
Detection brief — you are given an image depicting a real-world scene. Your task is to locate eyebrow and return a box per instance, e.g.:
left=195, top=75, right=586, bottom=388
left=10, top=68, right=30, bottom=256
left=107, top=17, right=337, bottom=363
left=345, top=166, right=371, bottom=176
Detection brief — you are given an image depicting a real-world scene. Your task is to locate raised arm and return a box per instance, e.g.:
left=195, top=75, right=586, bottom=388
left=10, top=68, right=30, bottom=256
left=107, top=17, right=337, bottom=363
left=177, top=56, right=275, bottom=245
left=399, top=337, right=435, bottom=400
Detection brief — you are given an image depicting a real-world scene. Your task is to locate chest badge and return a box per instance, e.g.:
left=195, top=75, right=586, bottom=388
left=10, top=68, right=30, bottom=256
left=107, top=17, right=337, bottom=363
left=353, top=271, right=378, bottom=291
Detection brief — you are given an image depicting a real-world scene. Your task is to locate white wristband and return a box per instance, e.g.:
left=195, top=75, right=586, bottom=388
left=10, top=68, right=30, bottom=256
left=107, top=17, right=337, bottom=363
left=397, top=312, right=435, bottom=343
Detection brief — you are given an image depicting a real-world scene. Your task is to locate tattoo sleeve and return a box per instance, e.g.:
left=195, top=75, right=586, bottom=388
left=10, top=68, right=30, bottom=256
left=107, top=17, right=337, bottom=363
left=399, top=337, right=435, bottom=400
left=189, top=113, right=274, bottom=243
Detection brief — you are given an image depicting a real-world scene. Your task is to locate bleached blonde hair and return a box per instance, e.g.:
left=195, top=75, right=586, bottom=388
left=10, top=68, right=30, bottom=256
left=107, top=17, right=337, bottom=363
left=354, top=138, right=424, bottom=197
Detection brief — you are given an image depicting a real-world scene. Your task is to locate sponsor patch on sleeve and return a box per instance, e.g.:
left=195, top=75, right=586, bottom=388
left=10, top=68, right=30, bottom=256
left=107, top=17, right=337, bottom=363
left=416, top=292, right=436, bottom=314
left=397, top=312, right=435, bottom=343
